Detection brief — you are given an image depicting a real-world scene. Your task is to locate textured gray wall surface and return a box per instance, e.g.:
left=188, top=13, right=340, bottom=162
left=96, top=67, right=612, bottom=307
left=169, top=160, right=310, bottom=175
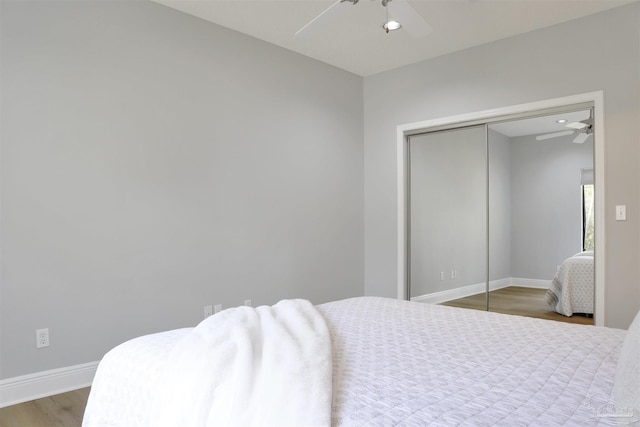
left=1, top=0, right=364, bottom=378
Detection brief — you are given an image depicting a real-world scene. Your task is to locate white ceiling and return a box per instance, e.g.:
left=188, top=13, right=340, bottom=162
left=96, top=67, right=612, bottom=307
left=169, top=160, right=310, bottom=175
left=489, top=109, right=591, bottom=138
left=150, top=0, right=636, bottom=76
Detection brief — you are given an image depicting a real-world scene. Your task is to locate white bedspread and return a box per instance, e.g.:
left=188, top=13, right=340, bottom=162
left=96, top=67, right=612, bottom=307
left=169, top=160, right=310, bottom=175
left=84, top=297, right=626, bottom=426
left=84, top=299, right=332, bottom=427
left=546, top=252, right=594, bottom=316
left=321, top=297, right=624, bottom=426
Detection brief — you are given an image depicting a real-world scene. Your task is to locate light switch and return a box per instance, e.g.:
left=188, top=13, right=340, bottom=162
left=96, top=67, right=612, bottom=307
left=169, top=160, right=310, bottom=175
left=615, top=205, right=626, bottom=221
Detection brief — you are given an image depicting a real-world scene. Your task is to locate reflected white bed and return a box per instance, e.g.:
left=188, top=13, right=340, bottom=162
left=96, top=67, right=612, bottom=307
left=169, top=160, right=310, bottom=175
left=546, top=251, right=594, bottom=316
left=84, top=296, right=636, bottom=426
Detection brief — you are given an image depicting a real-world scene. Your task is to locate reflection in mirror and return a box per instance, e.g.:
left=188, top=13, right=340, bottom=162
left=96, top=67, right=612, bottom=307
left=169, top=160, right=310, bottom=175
left=408, top=125, right=487, bottom=307
left=407, top=109, right=595, bottom=325
left=487, top=110, right=594, bottom=325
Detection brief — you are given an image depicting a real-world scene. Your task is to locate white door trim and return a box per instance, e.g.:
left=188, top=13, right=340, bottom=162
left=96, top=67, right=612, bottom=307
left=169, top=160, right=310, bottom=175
left=397, top=91, right=605, bottom=326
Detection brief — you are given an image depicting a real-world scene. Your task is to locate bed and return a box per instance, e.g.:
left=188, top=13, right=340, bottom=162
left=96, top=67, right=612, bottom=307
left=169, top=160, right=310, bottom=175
left=546, top=251, right=595, bottom=317
left=83, top=296, right=638, bottom=426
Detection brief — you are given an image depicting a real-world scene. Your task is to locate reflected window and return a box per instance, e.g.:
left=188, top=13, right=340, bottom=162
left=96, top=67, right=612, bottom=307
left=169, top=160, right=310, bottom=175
left=582, top=184, right=594, bottom=251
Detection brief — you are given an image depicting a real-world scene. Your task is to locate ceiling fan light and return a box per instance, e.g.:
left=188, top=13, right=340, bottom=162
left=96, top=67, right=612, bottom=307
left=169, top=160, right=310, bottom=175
left=383, top=20, right=401, bottom=32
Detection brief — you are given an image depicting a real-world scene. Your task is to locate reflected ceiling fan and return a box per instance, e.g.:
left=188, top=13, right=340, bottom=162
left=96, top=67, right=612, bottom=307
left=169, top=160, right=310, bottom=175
left=295, top=0, right=433, bottom=37
left=535, top=118, right=593, bottom=144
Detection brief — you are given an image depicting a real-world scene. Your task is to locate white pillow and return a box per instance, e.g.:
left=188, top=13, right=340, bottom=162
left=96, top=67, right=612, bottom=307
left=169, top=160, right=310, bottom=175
left=614, top=310, right=640, bottom=416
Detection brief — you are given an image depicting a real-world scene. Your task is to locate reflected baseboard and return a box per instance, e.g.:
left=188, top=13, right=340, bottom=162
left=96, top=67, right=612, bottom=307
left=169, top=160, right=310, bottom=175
left=411, top=278, right=551, bottom=304
left=509, top=278, right=550, bottom=289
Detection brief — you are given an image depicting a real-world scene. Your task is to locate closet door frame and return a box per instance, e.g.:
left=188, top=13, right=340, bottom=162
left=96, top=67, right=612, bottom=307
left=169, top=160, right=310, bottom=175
left=396, top=91, right=605, bottom=326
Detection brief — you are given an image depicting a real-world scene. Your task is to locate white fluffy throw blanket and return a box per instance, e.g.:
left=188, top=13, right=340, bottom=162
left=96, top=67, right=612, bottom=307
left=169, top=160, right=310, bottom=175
left=150, top=299, right=332, bottom=427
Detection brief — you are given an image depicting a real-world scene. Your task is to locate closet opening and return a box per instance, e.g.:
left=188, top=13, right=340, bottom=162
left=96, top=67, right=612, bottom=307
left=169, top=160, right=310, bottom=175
left=397, top=92, right=604, bottom=325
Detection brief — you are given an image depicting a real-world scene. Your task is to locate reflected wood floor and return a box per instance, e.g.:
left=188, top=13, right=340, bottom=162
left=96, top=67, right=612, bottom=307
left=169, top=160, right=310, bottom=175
left=441, top=286, right=594, bottom=325
left=0, top=387, right=90, bottom=427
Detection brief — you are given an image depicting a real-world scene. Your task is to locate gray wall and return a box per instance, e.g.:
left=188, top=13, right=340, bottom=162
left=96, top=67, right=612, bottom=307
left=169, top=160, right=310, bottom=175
left=0, top=1, right=364, bottom=378
left=488, top=129, right=512, bottom=281
left=510, top=133, right=594, bottom=280
left=409, top=126, right=487, bottom=296
left=363, top=3, right=640, bottom=328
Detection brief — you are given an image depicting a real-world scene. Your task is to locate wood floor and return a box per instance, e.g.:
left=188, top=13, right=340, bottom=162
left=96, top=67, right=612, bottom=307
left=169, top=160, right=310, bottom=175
left=0, top=388, right=90, bottom=427
left=441, top=286, right=594, bottom=325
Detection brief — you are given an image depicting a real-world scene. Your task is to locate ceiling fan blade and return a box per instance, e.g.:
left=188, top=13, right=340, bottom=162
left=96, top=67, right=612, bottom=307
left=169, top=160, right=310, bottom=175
left=389, top=0, right=433, bottom=38
left=535, top=130, right=575, bottom=141
left=566, top=121, right=588, bottom=130
left=295, top=0, right=351, bottom=38
left=573, top=133, right=590, bottom=144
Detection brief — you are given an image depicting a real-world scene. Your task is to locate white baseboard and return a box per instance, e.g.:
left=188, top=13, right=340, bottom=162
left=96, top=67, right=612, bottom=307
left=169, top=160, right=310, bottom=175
left=411, top=278, right=510, bottom=304
left=410, top=282, right=477, bottom=304
left=488, top=278, right=513, bottom=292
left=411, top=277, right=549, bottom=304
left=0, top=361, right=98, bottom=408
left=510, top=277, right=551, bottom=289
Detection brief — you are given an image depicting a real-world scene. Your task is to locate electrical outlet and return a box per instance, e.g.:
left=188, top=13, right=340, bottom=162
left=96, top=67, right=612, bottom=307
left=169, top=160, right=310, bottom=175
left=244, top=299, right=252, bottom=307
left=204, top=305, right=213, bottom=318
left=214, top=304, right=222, bottom=314
left=36, top=328, right=49, bottom=348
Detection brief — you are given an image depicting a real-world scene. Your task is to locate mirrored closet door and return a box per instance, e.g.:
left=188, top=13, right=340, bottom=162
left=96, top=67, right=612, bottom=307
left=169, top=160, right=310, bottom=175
left=408, top=125, right=488, bottom=308
left=407, top=108, right=595, bottom=324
